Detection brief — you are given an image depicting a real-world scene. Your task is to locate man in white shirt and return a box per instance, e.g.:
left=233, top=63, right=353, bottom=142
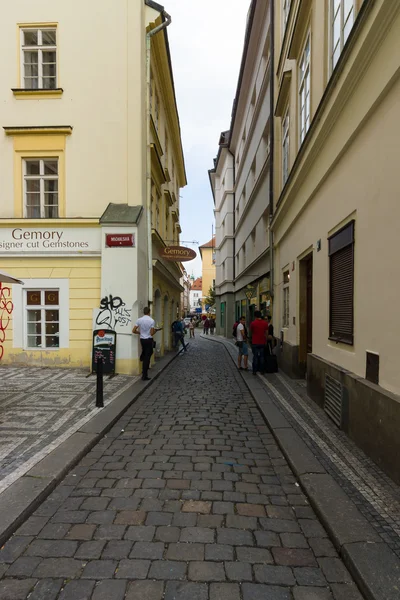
left=132, top=307, right=156, bottom=381
left=236, top=315, right=248, bottom=371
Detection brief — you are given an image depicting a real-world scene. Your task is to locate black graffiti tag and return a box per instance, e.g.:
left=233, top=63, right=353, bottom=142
left=96, top=294, right=131, bottom=329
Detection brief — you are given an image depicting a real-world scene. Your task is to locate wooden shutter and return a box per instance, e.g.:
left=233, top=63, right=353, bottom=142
left=329, top=222, right=354, bottom=344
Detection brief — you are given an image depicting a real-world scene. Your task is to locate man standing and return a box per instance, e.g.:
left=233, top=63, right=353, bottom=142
left=132, top=307, right=156, bottom=381
left=250, top=310, right=269, bottom=375
left=172, top=318, right=187, bottom=352
left=236, top=315, right=248, bottom=371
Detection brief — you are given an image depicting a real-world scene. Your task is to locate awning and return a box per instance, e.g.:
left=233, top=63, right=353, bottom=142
left=0, top=270, right=24, bottom=284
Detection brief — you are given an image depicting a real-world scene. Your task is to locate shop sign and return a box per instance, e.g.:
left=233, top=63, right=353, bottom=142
left=159, top=246, right=196, bottom=262
left=0, top=227, right=101, bottom=255
left=259, top=277, right=270, bottom=293
left=105, top=233, right=135, bottom=247
left=92, top=329, right=116, bottom=375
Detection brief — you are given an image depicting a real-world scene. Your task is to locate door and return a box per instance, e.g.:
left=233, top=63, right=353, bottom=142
left=306, top=255, right=313, bottom=354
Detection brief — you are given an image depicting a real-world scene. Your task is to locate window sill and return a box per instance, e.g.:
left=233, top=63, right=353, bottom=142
left=12, top=88, right=63, bottom=100
left=329, top=336, right=354, bottom=346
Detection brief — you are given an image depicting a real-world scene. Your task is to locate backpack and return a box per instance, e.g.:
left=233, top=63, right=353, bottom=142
left=171, top=321, right=179, bottom=333
left=233, top=322, right=239, bottom=338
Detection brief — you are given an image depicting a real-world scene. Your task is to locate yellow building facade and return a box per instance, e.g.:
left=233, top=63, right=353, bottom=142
left=0, top=0, right=186, bottom=374
left=199, top=237, right=216, bottom=313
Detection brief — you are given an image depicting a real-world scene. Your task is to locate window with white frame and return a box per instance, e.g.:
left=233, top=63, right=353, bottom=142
left=299, top=33, right=311, bottom=144
left=283, top=270, right=290, bottom=327
left=24, top=159, right=59, bottom=218
left=26, top=289, right=60, bottom=348
left=282, top=108, right=290, bottom=185
left=21, top=28, right=57, bottom=90
left=331, top=0, right=355, bottom=70
left=283, top=0, right=291, bottom=31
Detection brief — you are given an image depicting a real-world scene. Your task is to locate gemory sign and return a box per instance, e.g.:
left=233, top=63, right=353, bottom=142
left=0, top=227, right=101, bottom=254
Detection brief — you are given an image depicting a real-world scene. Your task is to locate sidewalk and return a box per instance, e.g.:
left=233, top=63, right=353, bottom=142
left=0, top=337, right=368, bottom=599
left=202, top=334, right=400, bottom=599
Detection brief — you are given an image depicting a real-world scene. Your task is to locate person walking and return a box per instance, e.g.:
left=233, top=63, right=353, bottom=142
left=172, top=318, right=187, bottom=351
left=236, top=315, right=248, bottom=371
left=203, top=317, right=210, bottom=335
left=250, top=310, right=269, bottom=375
left=189, top=318, right=195, bottom=338
left=132, top=307, right=156, bottom=381
left=209, top=317, right=215, bottom=335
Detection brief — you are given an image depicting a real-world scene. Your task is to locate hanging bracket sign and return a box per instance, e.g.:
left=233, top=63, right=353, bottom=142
left=159, top=246, right=197, bottom=262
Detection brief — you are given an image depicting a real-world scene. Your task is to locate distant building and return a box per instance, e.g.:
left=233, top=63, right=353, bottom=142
left=189, top=277, right=202, bottom=314
left=199, top=237, right=216, bottom=313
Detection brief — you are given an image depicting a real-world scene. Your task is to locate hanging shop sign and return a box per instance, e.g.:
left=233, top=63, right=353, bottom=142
left=0, top=227, right=101, bottom=255
left=91, top=329, right=116, bottom=375
left=159, top=246, right=197, bottom=262
left=105, top=233, right=135, bottom=247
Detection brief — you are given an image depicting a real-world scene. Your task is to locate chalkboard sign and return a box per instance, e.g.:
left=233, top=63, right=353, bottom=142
left=92, top=329, right=116, bottom=375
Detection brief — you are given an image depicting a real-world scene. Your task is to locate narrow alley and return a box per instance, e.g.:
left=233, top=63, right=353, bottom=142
left=0, top=339, right=366, bottom=600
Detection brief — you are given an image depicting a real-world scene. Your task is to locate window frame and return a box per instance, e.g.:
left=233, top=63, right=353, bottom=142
left=23, top=158, right=59, bottom=219
left=299, top=32, right=311, bottom=145
left=20, top=26, right=57, bottom=90
left=282, top=270, right=290, bottom=328
left=330, top=0, right=356, bottom=72
left=25, top=289, right=60, bottom=349
left=282, top=0, right=291, bottom=32
left=282, top=107, right=290, bottom=186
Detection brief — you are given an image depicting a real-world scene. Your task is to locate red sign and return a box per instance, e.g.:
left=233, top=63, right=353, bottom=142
left=105, top=234, right=135, bottom=247
left=159, top=246, right=197, bottom=262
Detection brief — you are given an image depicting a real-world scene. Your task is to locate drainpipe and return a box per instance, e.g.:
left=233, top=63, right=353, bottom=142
left=269, top=0, right=275, bottom=303
left=146, top=10, right=172, bottom=306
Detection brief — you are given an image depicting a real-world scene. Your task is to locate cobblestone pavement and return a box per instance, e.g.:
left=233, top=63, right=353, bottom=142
left=0, top=338, right=364, bottom=599
left=0, top=366, right=136, bottom=495
left=213, top=336, right=400, bottom=559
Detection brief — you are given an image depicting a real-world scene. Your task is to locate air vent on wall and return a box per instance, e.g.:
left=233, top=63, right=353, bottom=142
left=324, top=374, right=343, bottom=427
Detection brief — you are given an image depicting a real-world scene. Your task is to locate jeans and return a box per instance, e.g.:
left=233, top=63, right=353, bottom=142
left=140, top=338, right=154, bottom=378
left=252, top=344, right=265, bottom=374
left=174, top=332, right=187, bottom=351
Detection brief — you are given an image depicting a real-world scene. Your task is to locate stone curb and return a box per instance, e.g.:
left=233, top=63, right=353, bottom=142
left=201, top=334, right=400, bottom=600
left=0, top=349, right=179, bottom=548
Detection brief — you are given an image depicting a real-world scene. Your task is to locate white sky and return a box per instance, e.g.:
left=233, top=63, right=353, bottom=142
left=164, top=0, right=251, bottom=278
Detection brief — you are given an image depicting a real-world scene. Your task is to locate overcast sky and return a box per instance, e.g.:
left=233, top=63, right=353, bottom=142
left=164, top=0, right=251, bottom=278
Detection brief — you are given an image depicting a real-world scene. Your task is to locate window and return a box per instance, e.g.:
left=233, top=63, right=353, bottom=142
left=24, top=159, right=58, bottom=218
left=329, top=221, right=355, bottom=344
left=21, top=28, right=57, bottom=89
left=283, top=270, right=290, bottom=327
left=299, top=34, right=311, bottom=144
left=331, top=0, right=355, bottom=70
left=283, top=0, right=291, bottom=31
left=26, top=289, right=59, bottom=348
left=282, top=108, right=290, bottom=185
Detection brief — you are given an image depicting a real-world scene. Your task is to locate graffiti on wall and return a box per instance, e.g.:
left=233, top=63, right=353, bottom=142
left=0, top=283, right=13, bottom=360
left=95, top=294, right=132, bottom=330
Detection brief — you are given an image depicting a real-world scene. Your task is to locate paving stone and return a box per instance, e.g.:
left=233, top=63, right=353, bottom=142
left=28, top=579, right=63, bottom=600
left=173, top=513, right=197, bottom=527
left=51, top=510, right=89, bottom=523
left=255, top=530, right=281, bottom=547
left=217, top=528, right=254, bottom=546
left=115, top=559, right=150, bottom=579
left=237, top=503, right=266, bottom=517
left=210, top=582, right=240, bottom=600
left=66, top=524, right=96, bottom=540
left=129, top=541, right=164, bottom=559
left=236, top=546, right=273, bottom=563
left=164, top=581, right=208, bottom=600
left=212, top=501, right=234, bottom=514
left=242, top=583, right=292, bottom=600
left=124, top=525, right=155, bottom=541
left=180, top=527, right=215, bottom=543
left=188, top=560, right=225, bottom=581
left=205, top=544, right=234, bottom=561
left=145, top=511, right=172, bottom=526
left=0, top=579, right=37, bottom=600
left=81, top=497, right=110, bottom=511
left=75, top=541, right=106, bottom=560
left=0, top=536, right=33, bottom=563
left=87, top=510, right=116, bottom=525
left=197, top=515, right=224, bottom=528
left=58, top=580, right=95, bottom=599
left=16, top=516, right=48, bottom=536
left=292, top=586, right=333, bottom=600
left=126, top=580, right=164, bottom=600
left=329, top=583, right=365, bottom=600
left=38, top=523, right=71, bottom=539
left=182, top=500, right=212, bottom=514
left=318, top=557, right=353, bottom=583
left=225, top=515, right=257, bottom=529
left=102, top=540, right=133, bottom=559
left=92, top=580, right=127, bottom=600
left=254, top=564, right=295, bottom=585
left=299, top=519, right=327, bottom=538
left=259, top=518, right=301, bottom=533
left=309, top=538, right=338, bottom=558
left=225, top=561, right=252, bottom=581
left=25, top=539, right=78, bottom=558
left=267, top=506, right=295, bottom=520
left=280, top=533, right=309, bottom=548
left=272, top=547, right=317, bottom=567
left=6, top=556, right=41, bottom=577
left=155, top=525, right=181, bottom=542
left=33, top=557, right=84, bottom=578
left=294, top=567, right=327, bottom=586
left=149, top=559, right=187, bottom=580
left=167, top=543, right=204, bottom=561
left=114, top=510, right=146, bottom=525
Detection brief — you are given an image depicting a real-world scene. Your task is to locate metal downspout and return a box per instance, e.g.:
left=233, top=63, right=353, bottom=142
left=146, top=10, right=172, bottom=306
left=269, top=0, right=275, bottom=302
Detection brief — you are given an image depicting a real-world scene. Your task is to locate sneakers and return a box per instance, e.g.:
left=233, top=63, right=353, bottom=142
left=142, top=376, right=150, bottom=381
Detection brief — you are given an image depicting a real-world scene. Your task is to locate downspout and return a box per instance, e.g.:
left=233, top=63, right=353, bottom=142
left=146, top=10, right=172, bottom=306
left=269, top=0, right=275, bottom=303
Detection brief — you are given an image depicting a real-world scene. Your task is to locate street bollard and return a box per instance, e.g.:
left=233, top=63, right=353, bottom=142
left=96, top=357, right=104, bottom=408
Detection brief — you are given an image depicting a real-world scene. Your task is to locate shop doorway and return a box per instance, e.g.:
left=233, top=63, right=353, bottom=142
left=299, top=253, right=313, bottom=375
left=163, top=295, right=170, bottom=350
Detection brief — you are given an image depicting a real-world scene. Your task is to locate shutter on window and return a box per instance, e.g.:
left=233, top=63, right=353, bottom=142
left=329, top=221, right=354, bottom=344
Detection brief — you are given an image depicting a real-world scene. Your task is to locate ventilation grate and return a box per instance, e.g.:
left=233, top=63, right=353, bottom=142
left=324, top=374, right=342, bottom=427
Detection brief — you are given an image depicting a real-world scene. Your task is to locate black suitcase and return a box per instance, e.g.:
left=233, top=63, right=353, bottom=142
left=264, top=353, right=278, bottom=374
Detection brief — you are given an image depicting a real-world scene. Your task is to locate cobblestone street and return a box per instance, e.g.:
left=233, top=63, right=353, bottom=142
left=0, top=338, right=365, bottom=599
